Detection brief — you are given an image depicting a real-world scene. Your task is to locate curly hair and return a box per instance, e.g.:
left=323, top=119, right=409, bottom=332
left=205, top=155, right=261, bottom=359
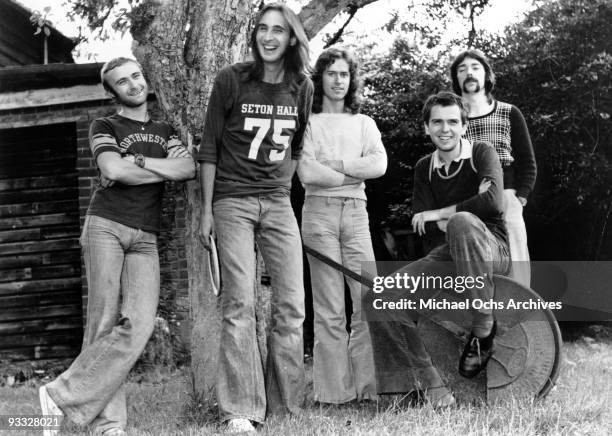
left=450, top=49, right=496, bottom=102
left=421, top=91, right=469, bottom=125
left=247, top=3, right=310, bottom=92
left=312, top=47, right=362, bottom=114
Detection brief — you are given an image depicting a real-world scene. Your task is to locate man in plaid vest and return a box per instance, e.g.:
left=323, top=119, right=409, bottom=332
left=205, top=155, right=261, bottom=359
left=451, top=49, right=536, bottom=287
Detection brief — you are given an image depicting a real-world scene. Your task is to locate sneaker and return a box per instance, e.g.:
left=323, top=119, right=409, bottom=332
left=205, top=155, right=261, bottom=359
left=226, top=418, right=256, bottom=434
left=459, top=320, right=497, bottom=378
left=39, top=385, right=63, bottom=436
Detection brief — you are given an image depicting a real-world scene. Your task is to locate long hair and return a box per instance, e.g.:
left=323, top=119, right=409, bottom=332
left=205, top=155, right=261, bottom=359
left=248, top=3, right=310, bottom=91
left=100, top=57, right=144, bottom=96
left=450, top=49, right=496, bottom=102
left=311, top=46, right=362, bottom=114
left=421, top=91, right=469, bottom=125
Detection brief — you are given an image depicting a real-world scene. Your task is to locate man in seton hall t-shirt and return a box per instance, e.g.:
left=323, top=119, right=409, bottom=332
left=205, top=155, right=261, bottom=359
left=38, top=57, right=195, bottom=436
left=196, top=3, right=313, bottom=433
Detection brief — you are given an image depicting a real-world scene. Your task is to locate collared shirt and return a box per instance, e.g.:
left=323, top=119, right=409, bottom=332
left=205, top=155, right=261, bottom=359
left=431, top=138, right=473, bottom=170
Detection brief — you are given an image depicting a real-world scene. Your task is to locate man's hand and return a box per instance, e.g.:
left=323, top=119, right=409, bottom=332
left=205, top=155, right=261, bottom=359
left=198, top=211, right=214, bottom=250
left=479, top=178, right=491, bottom=194
left=99, top=174, right=115, bottom=188
left=436, top=220, right=448, bottom=233
left=412, top=210, right=440, bottom=236
left=320, top=160, right=344, bottom=173
left=122, top=154, right=135, bottom=164
left=517, top=196, right=527, bottom=207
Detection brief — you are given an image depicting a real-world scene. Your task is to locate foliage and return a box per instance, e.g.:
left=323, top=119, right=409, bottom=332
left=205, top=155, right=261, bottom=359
left=362, top=0, right=612, bottom=260
left=494, top=0, right=612, bottom=260
left=361, top=38, right=450, bottom=227
left=29, top=7, right=52, bottom=37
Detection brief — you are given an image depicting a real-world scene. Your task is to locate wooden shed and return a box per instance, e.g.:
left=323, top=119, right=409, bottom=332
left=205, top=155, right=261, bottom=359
left=0, top=63, right=191, bottom=363
left=0, top=63, right=106, bottom=361
left=0, top=0, right=76, bottom=66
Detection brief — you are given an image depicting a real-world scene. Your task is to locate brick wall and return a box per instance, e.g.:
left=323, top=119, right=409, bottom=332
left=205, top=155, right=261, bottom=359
left=0, top=98, right=190, bottom=348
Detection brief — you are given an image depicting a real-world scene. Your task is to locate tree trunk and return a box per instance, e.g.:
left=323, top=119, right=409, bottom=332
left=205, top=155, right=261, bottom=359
left=128, top=0, right=379, bottom=398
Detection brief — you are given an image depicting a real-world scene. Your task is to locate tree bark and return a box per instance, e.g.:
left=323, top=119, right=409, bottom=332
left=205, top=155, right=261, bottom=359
left=128, top=0, right=379, bottom=398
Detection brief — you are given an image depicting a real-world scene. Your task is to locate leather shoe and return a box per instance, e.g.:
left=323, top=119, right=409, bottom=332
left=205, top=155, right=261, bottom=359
left=459, top=320, right=496, bottom=378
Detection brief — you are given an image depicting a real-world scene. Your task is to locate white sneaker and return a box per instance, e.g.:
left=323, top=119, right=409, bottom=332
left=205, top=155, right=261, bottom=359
left=226, top=418, right=255, bottom=433
left=39, top=385, right=63, bottom=436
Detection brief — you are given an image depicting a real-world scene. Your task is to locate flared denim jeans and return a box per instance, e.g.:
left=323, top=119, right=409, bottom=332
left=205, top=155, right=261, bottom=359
left=47, top=215, right=159, bottom=433
left=368, top=211, right=509, bottom=393
left=302, top=196, right=377, bottom=403
left=213, top=193, right=305, bottom=423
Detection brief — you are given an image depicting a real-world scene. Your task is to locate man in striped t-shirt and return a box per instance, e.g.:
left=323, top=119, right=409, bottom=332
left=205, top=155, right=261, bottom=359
left=39, top=57, right=195, bottom=436
left=451, top=49, right=536, bottom=287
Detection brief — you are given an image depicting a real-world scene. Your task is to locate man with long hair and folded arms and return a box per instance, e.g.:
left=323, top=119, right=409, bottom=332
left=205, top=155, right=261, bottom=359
left=297, top=46, right=386, bottom=405
left=197, top=3, right=313, bottom=432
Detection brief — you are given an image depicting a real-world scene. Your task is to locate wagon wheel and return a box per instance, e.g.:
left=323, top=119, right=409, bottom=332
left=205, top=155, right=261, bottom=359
left=303, top=246, right=562, bottom=403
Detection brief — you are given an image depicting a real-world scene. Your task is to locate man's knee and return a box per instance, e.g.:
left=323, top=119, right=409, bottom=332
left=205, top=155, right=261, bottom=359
left=447, top=212, right=480, bottom=235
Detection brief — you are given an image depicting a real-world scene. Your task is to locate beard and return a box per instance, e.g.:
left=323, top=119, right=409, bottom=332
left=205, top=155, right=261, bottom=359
left=117, top=95, right=147, bottom=108
left=462, top=78, right=481, bottom=94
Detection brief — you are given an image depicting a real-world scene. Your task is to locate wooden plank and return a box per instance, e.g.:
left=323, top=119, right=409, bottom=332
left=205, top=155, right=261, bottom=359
left=0, top=187, right=78, bottom=204
left=0, top=304, right=81, bottom=322
left=0, top=159, right=77, bottom=178
left=0, top=84, right=109, bottom=110
left=0, top=316, right=82, bottom=335
left=0, top=264, right=81, bottom=283
left=0, top=250, right=80, bottom=269
left=0, top=200, right=79, bottom=218
left=0, top=344, right=79, bottom=361
left=0, top=173, right=77, bottom=191
left=0, top=238, right=79, bottom=256
left=0, top=225, right=79, bottom=243
left=0, top=330, right=82, bottom=348
left=0, top=289, right=81, bottom=309
left=0, top=329, right=82, bottom=348
left=0, top=277, right=82, bottom=296
left=0, top=212, right=79, bottom=230
left=0, top=147, right=74, bottom=161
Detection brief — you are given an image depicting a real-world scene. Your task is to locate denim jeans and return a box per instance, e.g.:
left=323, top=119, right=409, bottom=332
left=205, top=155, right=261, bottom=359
left=213, top=193, right=305, bottom=423
left=301, top=196, right=377, bottom=403
left=503, top=189, right=531, bottom=287
left=369, top=211, right=509, bottom=393
left=46, top=215, right=159, bottom=432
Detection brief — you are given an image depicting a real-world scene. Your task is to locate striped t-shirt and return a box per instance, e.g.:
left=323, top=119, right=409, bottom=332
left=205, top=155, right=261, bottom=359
left=88, top=114, right=189, bottom=233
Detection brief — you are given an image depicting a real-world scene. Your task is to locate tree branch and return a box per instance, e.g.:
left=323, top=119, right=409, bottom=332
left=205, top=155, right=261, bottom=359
left=298, top=0, right=379, bottom=39
left=323, top=5, right=358, bottom=48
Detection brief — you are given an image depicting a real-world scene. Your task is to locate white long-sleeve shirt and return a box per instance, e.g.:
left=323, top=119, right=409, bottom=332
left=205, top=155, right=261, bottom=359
left=297, top=112, right=387, bottom=200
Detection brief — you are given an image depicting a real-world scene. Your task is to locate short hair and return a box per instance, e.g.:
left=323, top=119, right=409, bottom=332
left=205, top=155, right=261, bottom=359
left=248, top=3, right=310, bottom=91
left=421, top=91, right=469, bottom=125
left=450, top=49, right=496, bottom=100
left=100, top=57, right=143, bottom=95
left=312, top=46, right=362, bottom=114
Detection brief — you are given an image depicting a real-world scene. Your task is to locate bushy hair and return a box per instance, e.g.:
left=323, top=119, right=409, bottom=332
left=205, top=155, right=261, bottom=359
left=311, top=46, right=362, bottom=114
left=248, top=3, right=310, bottom=91
left=421, top=91, right=469, bottom=125
left=100, top=57, right=144, bottom=96
left=450, top=49, right=496, bottom=101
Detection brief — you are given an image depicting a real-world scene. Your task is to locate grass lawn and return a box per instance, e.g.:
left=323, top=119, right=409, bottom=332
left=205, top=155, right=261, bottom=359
left=1, top=330, right=611, bottom=435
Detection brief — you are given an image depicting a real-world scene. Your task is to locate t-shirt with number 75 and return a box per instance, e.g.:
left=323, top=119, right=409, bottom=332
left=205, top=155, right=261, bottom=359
left=197, top=62, right=313, bottom=200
